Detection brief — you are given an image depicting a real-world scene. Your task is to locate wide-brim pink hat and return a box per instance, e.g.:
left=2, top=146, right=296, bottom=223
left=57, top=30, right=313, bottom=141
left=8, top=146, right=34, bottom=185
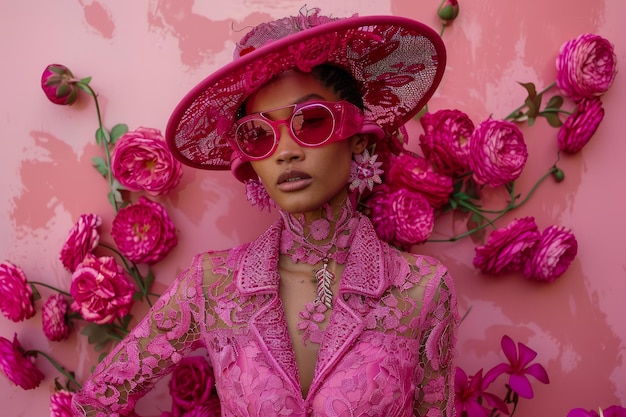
left=166, top=8, right=446, bottom=182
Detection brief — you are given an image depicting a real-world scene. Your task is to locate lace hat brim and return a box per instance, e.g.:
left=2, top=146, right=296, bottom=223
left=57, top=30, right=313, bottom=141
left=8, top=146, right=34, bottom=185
left=165, top=11, right=446, bottom=181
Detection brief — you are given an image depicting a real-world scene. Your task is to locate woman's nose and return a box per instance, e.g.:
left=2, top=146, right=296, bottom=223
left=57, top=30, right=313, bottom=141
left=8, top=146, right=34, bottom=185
left=274, top=125, right=305, bottom=162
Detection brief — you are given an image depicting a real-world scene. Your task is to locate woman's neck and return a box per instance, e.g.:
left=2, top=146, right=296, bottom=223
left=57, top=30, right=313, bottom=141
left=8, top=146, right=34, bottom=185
left=278, top=193, right=359, bottom=266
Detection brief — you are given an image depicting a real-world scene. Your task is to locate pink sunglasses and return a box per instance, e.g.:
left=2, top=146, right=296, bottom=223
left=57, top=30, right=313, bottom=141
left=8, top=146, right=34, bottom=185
left=233, top=100, right=364, bottom=161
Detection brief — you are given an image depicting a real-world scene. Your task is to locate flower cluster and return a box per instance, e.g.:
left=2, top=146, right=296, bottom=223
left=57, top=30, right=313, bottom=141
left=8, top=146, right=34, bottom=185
left=455, top=335, right=550, bottom=416
left=360, top=27, right=616, bottom=285
left=1, top=65, right=182, bottom=414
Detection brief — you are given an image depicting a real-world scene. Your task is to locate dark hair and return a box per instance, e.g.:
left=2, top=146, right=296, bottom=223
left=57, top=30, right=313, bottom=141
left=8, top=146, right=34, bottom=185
left=310, top=64, right=364, bottom=110
left=236, top=64, right=364, bottom=119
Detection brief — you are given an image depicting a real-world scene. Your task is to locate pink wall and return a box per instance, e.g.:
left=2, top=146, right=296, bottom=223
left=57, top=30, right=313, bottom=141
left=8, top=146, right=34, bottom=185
left=1, top=1, right=624, bottom=416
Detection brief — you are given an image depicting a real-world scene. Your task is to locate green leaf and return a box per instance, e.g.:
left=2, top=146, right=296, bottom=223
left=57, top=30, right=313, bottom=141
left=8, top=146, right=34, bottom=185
left=543, top=112, right=563, bottom=127
left=79, top=76, right=92, bottom=85
left=528, top=116, right=536, bottom=127
left=110, top=124, right=129, bottom=144
left=92, top=156, right=109, bottom=177
left=546, top=95, right=564, bottom=109
left=29, top=283, right=42, bottom=302
left=144, top=269, right=155, bottom=291
left=95, top=127, right=106, bottom=146
left=80, top=323, right=112, bottom=345
left=518, top=82, right=537, bottom=99
left=76, top=82, right=93, bottom=96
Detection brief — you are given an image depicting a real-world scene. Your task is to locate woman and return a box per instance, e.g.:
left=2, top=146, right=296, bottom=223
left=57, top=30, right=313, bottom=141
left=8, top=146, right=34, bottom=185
left=72, top=8, right=459, bottom=417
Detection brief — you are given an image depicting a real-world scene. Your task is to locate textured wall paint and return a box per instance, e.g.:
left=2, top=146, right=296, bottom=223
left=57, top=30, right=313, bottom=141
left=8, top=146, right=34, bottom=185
left=0, top=1, right=624, bottom=416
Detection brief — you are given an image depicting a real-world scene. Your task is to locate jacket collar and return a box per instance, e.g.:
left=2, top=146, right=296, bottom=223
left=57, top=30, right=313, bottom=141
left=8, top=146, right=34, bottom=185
left=236, top=213, right=390, bottom=298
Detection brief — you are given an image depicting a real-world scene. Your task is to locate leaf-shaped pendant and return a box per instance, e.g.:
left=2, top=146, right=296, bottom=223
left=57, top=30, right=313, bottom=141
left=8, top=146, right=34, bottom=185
left=314, top=257, right=335, bottom=309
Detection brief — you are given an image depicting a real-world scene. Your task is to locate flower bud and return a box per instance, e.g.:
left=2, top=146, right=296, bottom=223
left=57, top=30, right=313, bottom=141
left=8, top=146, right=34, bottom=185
left=552, top=167, right=565, bottom=182
left=41, top=64, right=79, bottom=105
left=438, top=0, right=460, bottom=25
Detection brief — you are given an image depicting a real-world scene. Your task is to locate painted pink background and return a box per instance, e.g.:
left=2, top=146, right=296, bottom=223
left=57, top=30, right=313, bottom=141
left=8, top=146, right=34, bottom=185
left=1, top=1, right=624, bottom=416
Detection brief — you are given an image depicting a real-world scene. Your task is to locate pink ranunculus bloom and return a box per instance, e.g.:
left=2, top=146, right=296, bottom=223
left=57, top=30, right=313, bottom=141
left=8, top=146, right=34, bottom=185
left=111, top=127, right=183, bottom=195
left=523, top=225, right=578, bottom=282
left=111, top=196, right=178, bottom=264
left=0, top=333, right=45, bottom=390
left=41, top=64, right=79, bottom=105
left=169, top=356, right=217, bottom=415
left=388, top=154, right=454, bottom=208
left=419, top=109, right=474, bottom=176
left=469, top=119, right=528, bottom=188
left=367, top=185, right=397, bottom=244
left=484, top=335, right=550, bottom=399
left=50, top=390, right=74, bottom=417
left=454, top=367, right=509, bottom=417
left=371, top=187, right=434, bottom=249
left=568, top=406, right=626, bottom=417
left=556, top=33, right=617, bottom=101
left=60, top=213, right=102, bottom=272
left=42, top=294, right=70, bottom=342
left=557, top=98, right=605, bottom=154
left=0, top=261, right=35, bottom=322
left=70, top=254, right=135, bottom=324
left=473, top=217, right=541, bottom=275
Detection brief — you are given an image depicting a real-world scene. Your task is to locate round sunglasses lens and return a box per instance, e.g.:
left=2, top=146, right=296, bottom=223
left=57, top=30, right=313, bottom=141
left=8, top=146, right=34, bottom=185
left=235, top=120, right=275, bottom=158
left=292, top=105, right=334, bottom=145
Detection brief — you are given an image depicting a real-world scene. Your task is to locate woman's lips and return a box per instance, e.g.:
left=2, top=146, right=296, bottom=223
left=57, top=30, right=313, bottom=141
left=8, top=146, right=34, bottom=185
left=277, top=170, right=312, bottom=192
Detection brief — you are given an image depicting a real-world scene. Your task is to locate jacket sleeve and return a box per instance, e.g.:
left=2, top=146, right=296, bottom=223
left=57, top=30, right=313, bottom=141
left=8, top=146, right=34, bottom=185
left=412, top=256, right=459, bottom=417
left=71, top=254, right=209, bottom=417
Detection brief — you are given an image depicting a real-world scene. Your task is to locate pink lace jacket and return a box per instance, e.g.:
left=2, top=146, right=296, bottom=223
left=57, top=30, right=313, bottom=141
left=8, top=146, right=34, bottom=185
left=72, top=214, right=459, bottom=417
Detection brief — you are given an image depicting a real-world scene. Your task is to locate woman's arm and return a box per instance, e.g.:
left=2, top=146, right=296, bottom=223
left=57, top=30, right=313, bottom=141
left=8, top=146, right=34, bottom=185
left=71, top=254, right=210, bottom=417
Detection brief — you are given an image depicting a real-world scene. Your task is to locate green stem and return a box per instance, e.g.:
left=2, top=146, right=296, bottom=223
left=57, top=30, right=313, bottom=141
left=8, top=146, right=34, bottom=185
left=77, top=81, right=119, bottom=213
left=27, top=350, right=82, bottom=389
left=504, top=81, right=557, bottom=121
left=29, top=281, right=71, bottom=297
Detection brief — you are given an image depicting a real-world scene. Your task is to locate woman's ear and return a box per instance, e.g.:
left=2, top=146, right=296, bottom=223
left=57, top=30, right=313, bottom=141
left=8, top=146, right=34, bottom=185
left=350, top=134, right=369, bottom=155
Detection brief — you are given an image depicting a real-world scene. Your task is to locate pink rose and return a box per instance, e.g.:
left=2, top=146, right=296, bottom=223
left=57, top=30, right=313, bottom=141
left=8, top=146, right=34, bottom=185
left=169, top=356, right=216, bottom=415
left=70, top=254, right=135, bottom=324
left=111, top=127, right=183, bottom=195
left=0, top=261, right=35, bottom=322
left=50, top=390, right=74, bottom=417
left=556, top=33, right=617, bottom=101
left=557, top=98, right=604, bottom=153
left=419, top=109, right=474, bottom=176
left=473, top=217, right=540, bottom=275
left=111, top=197, right=178, bottom=264
left=0, top=333, right=45, bottom=390
left=523, top=225, right=578, bottom=282
left=59, top=213, right=102, bottom=272
left=41, top=64, right=79, bottom=105
left=368, top=186, right=434, bottom=249
left=388, top=154, right=454, bottom=208
left=42, top=294, right=70, bottom=342
left=469, top=119, right=528, bottom=188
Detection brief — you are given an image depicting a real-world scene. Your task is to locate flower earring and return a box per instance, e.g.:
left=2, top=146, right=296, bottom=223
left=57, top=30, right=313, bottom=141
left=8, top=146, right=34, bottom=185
left=349, top=148, right=384, bottom=194
left=245, top=178, right=276, bottom=212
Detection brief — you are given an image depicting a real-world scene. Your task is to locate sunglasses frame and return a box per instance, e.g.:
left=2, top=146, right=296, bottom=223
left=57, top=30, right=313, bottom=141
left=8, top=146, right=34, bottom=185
left=232, top=100, right=365, bottom=162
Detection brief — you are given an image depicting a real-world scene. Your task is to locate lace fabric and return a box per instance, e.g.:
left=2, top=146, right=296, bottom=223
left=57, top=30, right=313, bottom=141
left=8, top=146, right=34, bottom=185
left=71, top=214, right=459, bottom=417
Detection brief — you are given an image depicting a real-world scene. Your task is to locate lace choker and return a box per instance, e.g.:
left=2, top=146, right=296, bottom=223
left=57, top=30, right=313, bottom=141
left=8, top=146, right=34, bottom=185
left=278, top=200, right=359, bottom=309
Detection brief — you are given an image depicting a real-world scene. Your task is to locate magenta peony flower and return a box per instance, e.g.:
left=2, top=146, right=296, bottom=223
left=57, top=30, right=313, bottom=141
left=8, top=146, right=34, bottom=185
left=419, top=109, right=474, bottom=176
left=566, top=406, right=626, bottom=417
left=454, top=367, right=509, bottom=417
left=111, top=197, right=178, bottom=264
left=60, top=213, right=102, bottom=272
left=557, top=98, right=605, bottom=153
left=111, top=127, right=183, bottom=195
left=556, top=33, right=617, bottom=101
left=42, top=294, right=70, bottom=342
left=70, top=254, right=135, bottom=324
left=388, top=154, right=454, bottom=208
left=0, top=261, right=35, bottom=322
left=50, top=390, right=74, bottom=417
left=0, top=333, right=45, bottom=390
left=469, top=119, right=528, bottom=188
left=523, top=225, right=578, bottom=282
left=473, top=217, right=540, bottom=275
left=169, top=356, right=217, bottom=415
left=41, top=64, right=80, bottom=105
left=369, top=187, right=434, bottom=249
left=484, top=335, right=550, bottom=399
